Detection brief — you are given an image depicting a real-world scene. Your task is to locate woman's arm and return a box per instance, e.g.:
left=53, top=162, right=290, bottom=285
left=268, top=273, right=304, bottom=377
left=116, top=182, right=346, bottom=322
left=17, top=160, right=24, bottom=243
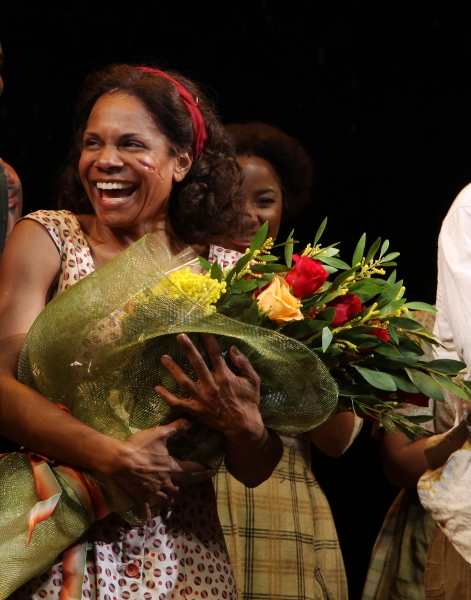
left=0, top=221, right=212, bottom=516
left=155, top=333, right=283, bottom=488
left=379, top=430, right=429, bottom=488
left=309, top=412, right=361, bottom=456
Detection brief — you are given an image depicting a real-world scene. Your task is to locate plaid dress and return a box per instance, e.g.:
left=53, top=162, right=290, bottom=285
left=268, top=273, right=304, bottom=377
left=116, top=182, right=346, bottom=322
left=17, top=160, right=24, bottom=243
left=215, top=437, right=348, bottom=600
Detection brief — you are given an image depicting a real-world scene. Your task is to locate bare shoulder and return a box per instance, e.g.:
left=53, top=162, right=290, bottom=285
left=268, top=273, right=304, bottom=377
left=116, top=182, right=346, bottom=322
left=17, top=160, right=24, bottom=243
left=0, top=219, right=60, bottom=344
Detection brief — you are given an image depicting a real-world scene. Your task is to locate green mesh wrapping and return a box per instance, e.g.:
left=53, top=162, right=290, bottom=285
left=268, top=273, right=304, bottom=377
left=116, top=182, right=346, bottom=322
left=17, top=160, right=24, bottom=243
left=0, top=235, right=337, bottom=597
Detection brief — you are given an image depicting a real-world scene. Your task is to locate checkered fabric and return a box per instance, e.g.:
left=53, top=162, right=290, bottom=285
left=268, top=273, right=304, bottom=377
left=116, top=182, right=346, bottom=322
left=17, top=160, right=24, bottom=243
left=215, top=443, right=348, bottom=600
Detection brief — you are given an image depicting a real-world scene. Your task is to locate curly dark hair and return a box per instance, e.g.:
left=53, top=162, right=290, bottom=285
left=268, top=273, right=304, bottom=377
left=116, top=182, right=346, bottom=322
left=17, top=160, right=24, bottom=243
left=57, top=63, right=244, bottom=245
left=224, top=122, right=313, bottom=219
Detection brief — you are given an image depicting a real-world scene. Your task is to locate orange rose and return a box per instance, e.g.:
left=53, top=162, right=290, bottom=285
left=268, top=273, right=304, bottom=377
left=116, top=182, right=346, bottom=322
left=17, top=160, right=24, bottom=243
left=257, top=276, right=303, bottom=322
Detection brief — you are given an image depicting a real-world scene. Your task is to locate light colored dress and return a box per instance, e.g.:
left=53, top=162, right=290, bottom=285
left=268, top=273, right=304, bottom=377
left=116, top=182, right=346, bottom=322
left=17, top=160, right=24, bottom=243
left=11, top=210, right=238, bottom=600
left=215, top=434, right=350, bottom=600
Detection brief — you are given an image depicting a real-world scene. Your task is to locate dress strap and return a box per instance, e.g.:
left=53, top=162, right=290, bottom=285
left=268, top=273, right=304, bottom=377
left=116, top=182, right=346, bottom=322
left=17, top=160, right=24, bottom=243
left=20, top=210, right=95, bottom=295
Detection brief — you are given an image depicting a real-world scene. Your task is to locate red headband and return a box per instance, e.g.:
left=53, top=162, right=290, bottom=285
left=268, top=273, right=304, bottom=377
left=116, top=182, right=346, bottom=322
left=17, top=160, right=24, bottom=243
left=137, top=66, right=207, bottom=158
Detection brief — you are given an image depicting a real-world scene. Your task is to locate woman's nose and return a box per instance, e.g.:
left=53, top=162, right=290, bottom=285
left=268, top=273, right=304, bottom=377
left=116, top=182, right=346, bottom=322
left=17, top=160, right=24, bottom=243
left=95, top=145, right=124, bottom=170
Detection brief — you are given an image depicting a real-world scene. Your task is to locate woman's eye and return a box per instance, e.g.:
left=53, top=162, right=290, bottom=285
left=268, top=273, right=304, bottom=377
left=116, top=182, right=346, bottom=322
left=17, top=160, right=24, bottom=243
left=257, top=197, right=276, bottom=206
left=123, top=141, right=143, bottom=148
left=83, top=139, right=99, bottom=148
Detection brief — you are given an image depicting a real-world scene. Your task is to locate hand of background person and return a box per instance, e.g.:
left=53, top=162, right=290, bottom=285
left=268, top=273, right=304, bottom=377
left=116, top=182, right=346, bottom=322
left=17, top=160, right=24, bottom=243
left=107, top=416, right=216, bottom=520
left=155, top=333, right=264, bottom=442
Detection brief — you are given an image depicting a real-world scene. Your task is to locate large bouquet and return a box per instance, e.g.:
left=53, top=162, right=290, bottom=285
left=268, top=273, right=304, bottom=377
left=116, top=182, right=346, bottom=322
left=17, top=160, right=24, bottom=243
left=0, top=232, right=338, bottom=596
left=204, top=219, right=471, bottom=438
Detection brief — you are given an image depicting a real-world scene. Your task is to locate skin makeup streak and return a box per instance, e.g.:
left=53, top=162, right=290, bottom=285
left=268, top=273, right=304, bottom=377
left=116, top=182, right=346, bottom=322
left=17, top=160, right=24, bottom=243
left=136, top=158, right=165, bottom=183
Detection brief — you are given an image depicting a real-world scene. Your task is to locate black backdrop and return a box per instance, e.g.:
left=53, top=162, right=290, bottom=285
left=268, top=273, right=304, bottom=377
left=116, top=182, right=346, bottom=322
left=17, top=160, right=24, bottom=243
left=2, top=2, right=471, bottom=597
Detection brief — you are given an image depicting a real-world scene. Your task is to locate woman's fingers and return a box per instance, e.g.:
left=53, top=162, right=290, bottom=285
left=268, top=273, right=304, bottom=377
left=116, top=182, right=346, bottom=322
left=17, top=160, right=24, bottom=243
left=159, top=416, right=196, bottom=440
left=176, top=333, right=215, bottom=381
left=230, top=345, right=261, bottom=387
left=199, top=333, right=226, bottom=372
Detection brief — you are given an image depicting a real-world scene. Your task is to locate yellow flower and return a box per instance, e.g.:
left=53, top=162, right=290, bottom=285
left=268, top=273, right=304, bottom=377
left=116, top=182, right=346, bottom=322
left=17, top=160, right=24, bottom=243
left=257, top=276, right=303, bottom=322
left=159, top=268, right=226, bottom=309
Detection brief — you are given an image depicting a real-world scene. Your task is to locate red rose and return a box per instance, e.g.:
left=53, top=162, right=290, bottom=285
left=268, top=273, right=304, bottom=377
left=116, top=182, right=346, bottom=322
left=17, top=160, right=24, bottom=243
left=368, top=327, right=390, bottom=342
left=327, top=293, right=363, bottom=327
left=285, top=254, right=329, bottom=298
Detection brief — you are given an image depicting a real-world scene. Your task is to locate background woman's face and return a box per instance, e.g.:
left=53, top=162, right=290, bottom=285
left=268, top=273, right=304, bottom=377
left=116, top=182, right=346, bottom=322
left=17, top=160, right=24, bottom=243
left=228, top=154, right=284, bottom=252
left=78, top=92, right=187, bottom=230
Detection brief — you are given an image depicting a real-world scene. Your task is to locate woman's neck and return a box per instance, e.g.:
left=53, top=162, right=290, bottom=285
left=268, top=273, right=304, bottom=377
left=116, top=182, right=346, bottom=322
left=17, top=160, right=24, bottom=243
left=77, top=213, right=189, bottom=268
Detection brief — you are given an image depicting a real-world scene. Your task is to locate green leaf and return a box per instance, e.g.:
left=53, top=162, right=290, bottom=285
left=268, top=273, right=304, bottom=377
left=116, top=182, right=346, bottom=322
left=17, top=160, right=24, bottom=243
left=406, top=415, right=434, bottom=424
left=281, top=319, right=319, bottom=339
left=259, top=254, right=279, bottom=262
left=323, top=265, right=339, bottom=275
left=387, top=270, right=397, bottom=285
left=230, top=279, right=259, bottom=293
left=234, top=253, right=253, bottom=273
left=380, top=252, right=400, bottom=263
left=403, top=302, right=437, bottom=312
left=411, top=331, right=441, bottom=346
left=351, top=394, right=385, bottom=405
left=365, top=237, right=382, bottom=264
left=251, top=264, right=290, bottom=273
left=353, top=366, right=397, bottom=391
left=348, top=281, right=385, bottom=302
left=322, top=327, right=333, bottom=352
left=198, top=256, right=212, bottom=272
left=426, top=359, right=467, bottom=375
left=324, top=247, right=340, bottom=257
left=380, top=239, right=389, bottom=258
left=388, top=324, right=399, bottom=345
left=387, top=317, right=424, bottom=330
left=250, top=222, right=269, bottom=253
left=255, top=274, right=276, bottom=287
left=373, top=341, right=404, bottom=358
left=431, top=374, right=471, bottom=400
left=284, top=229, right=295, bottom=268
left=376, top=280, right=403, bottom=307
left=317, top=255, right=351, bottom=270
left=352, top=233, right=366, bottom=268
left=313, top=217, right=327, bottom=246
left=210, top=259, right=222, bottom=283
left=315, top=307, right=336, bottom=323
left=239, top=301, right=262, bottom=325
left=328, top=267, right=357, bottom=291
left=389, top=373, right=420, bottom=393
left=377, top=299, right=406, bottom=317
left=405, top=369, right=445, bottom=402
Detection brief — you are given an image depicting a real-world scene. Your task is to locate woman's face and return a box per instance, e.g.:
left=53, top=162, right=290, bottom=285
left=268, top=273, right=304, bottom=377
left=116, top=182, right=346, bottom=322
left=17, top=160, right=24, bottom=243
left=227, top=154, right=284, bottom=252
left=79, top=92, right=191, bottom=231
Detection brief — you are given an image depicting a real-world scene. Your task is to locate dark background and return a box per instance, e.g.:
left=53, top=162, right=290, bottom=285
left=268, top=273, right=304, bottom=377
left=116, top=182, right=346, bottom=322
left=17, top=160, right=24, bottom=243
left=2, top=2, right=471, bottom=597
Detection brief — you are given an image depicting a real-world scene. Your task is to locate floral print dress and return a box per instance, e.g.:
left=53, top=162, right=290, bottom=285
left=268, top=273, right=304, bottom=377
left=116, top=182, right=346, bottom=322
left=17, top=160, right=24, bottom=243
left=11, top=210, right=240, bottom=600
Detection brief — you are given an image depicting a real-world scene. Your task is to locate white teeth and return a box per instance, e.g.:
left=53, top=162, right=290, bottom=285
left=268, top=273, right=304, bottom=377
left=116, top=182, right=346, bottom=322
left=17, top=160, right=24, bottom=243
left=96, top=182, right=134, bottom=190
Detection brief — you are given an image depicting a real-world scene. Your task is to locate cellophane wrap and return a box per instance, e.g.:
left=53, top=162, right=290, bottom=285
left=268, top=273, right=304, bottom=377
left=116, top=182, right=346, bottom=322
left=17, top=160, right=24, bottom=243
left=0, top=234, right=337, bottom=596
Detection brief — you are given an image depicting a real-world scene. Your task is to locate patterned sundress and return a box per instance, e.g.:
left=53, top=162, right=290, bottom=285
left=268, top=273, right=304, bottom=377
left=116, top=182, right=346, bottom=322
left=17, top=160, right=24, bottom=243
left=11, top=210, right=239, bottom=600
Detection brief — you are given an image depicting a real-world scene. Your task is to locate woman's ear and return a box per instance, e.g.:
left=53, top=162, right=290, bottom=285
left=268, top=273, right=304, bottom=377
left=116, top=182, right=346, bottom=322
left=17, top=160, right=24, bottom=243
left=173, top=152, right=193, bottom=182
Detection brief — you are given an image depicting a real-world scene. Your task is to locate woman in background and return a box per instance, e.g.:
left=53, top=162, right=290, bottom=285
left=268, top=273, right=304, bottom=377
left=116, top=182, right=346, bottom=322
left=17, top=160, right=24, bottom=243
left=215, top=122, right=361, bottom=600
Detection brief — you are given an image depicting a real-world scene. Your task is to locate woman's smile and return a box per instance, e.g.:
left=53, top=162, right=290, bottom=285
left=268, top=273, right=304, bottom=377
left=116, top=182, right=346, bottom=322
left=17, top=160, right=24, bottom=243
left=79, top=92, right=181, bottom=231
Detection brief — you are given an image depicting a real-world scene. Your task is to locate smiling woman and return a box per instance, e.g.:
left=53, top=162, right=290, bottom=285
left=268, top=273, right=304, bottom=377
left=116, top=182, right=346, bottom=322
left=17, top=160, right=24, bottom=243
left=0, top=64, right=283, bottom=599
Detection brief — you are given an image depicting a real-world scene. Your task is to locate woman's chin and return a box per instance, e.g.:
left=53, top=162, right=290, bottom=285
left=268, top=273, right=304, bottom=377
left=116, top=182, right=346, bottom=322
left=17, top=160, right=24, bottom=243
left=227, top=238, right=253, bottom=251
